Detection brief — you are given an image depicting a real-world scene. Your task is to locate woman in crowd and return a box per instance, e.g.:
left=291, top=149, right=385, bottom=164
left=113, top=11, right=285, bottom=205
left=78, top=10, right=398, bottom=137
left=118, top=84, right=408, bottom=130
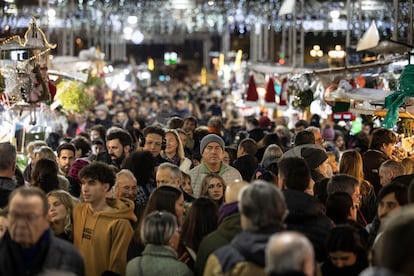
left=127, top=185, right=185, bottom=261
left=321, top=225, right=369, bottom=276
left=162, top=129, right=192, bottom=173
left=260, top=144, right=283, bottom=169
left=223, top=146, right=237, bottom=166
left=126, top=211, right=193, bottom=276
left=339, top=149, right=376, bottom=224
left=47, top=190, right=78, bottom=242
left=178, top=197, right=218, bottom=268
left=31, top=158, right=61, bottom=194
left=200, top=173, right=226, bottom=206
left=181, top=172, right=193, bottom=196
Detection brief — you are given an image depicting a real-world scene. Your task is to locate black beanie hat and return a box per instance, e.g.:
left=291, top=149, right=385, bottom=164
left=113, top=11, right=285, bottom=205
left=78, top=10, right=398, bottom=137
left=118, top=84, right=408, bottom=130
left=301, top=147, right=328, bottom=170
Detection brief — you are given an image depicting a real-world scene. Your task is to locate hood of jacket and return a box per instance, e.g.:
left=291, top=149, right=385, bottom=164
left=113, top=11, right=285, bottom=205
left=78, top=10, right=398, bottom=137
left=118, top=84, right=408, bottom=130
left=230, top=226, right=282, bottom=267
left=283, top=189, right=326, bottom=222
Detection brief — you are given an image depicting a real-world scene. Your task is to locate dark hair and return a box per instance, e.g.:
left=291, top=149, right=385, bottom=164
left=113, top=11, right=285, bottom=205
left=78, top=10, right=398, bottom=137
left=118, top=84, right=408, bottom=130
left=56, top=143, right=76, bottom=157
left=70, top=137, right=91, bottom=157
left=167, top=117, right=184, bottom=129
left=327, top=174, right=359, bottom=196
left=239, top=138, right=258, bottom=156
left=295, top=119, right=309, bottom=129
left=143, top=126, right=165, bottom=139
left=370, top=128, right=397, bottom=151
left=79, top=162, right=116, bottom=189
left=184, top=115, right=198, bottom=126
left=31, top=158, right=60, bottom=194
left=90, top=124, right=107, bottom=142
left=121, top=151, right=155, bottom=187
left=327, top=225, right=366, bottom=253
left=224, top=146, right=237, bottom=164
left=106, top=129, right=133, bottom=147
left=294, top=130, right=315, bottom=146
left=180, top=197, right=218, bottom=252
left=377, top=183, right=408, bottom=206
left=134, top=186, right=183, bottom=243
left=0, top=142, right=16, bottom=171
left=277, top=157, right=311, bottom=191
left=326, top=192, right=354, bottom=224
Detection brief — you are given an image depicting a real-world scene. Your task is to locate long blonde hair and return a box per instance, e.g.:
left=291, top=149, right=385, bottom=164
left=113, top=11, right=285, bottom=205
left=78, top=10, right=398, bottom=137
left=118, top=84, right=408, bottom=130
left=339, top=149, right=364, bottom=183
left=163, top=129, right=185, bottom=162
left=47, top=190, right=78, bottom=238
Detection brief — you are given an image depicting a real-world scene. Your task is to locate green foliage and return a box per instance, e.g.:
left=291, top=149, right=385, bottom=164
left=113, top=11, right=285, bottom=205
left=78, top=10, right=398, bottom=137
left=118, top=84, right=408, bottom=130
left=56, top=80, right=94, bottom=113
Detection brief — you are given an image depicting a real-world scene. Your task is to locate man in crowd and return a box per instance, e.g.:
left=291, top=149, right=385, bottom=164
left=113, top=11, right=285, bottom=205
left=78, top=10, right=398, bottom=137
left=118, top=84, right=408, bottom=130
left=379, top=159, right=406, bottom=187
left=114, top=169, right=138, bottom=202
left=142, top=125, right=167, bottom=166
left=0, top=187, right=84, bottom=275
left=56, top=142, right=76, bottom=178
left=189, top=134, right=242, bottom=197
left=233, top=138, right=259, bottom=181
left=265, top=232, right=315, bottom=276
left=73, top=162, right=136, bottom=276
left=278, top=157, right=333, bottom=262
left=106, top=128, right=133, bottom=169
left=0, top=142, right=18, bottom=208
left=156, top=162, right=182, bottom=187
left=182, top=115, right=197, bottom=150
left=204, top=181, right=287, bottom=275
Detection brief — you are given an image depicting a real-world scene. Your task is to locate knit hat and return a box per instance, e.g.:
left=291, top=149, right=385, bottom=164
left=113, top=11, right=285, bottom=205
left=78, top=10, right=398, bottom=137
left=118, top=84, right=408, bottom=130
left=200, top=134, right=225, bottom=154
left=301, top=147, right=328, bottom=170
left=68, top=158, right=90, bottom=184
left=322, top=124, right=335, bottom=141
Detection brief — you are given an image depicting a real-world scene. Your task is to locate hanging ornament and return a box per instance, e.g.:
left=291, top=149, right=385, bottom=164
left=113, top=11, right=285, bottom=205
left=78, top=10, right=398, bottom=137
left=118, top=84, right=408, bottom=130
left=264, top=77, right=276, bottom=104
left=245, top=75, right=259, bottom=104
left=292, top=89, right=314, bottom=110
left=279, top=78, right=288, bottom=106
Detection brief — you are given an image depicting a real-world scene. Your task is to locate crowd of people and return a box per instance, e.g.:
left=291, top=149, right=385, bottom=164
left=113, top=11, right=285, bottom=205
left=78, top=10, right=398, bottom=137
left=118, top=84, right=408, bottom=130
left=1, top=82, right=414, bottom=276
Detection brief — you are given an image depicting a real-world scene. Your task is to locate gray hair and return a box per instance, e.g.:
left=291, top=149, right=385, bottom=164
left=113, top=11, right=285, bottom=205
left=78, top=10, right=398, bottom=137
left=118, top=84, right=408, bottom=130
left=0, top=142, right=16, bottom=171
left=158, top=162, right=182, bottom=181
left=238, top=180, right=287, bottom=230
left=115, top=169, right=137, bottom=186
left=265, top=231, right=314, bottom=274
left=327, top=173, right=359, bottom=196
left=140, top=211, right=177, bottom=246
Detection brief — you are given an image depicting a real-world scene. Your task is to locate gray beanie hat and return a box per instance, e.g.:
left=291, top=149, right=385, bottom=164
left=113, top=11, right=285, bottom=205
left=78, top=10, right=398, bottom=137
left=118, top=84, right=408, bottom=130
left=200, top=134, right=225, bottom=154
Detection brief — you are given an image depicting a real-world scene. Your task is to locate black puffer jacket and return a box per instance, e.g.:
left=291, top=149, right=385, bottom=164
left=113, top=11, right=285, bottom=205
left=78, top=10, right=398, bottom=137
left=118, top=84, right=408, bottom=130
left=283, top=189, right=334, bottom=262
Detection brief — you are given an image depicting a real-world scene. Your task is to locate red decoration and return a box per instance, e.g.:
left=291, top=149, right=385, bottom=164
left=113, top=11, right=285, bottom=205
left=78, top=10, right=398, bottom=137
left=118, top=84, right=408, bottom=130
left=48, top=81, right=56, bottom=101
left=265, top=77, right=276, bottom=103
left=246, top=75, right=258, bottom=102
left=279, top=78, right=288, bottom=106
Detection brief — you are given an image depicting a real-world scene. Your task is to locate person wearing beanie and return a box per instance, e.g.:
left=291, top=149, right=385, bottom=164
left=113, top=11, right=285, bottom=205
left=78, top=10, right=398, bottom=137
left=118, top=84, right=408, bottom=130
left=301, top=147, right=329, bottom=184
left=189, top=134, right=242, bottom=197
left=322, top=124, right=335, bottom=142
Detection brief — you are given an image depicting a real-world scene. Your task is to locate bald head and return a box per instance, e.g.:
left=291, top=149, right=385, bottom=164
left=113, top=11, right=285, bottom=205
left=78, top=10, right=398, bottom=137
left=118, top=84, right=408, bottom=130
left=266, top=231, right=314, bottom=276
left=225, top=180, right=248, bottom=203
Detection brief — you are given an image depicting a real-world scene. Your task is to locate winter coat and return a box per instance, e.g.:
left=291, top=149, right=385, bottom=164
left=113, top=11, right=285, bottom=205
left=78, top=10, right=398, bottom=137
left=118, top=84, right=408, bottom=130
left=203, top=226, right=282, bottom=276
left=0, top=176, right=17, bottom=208
left=0, top=229, right=84, bottom=276
left=363, top=149, right=389, bottom=195
left=283, top=189, right=334, bottom=262
left=73, top=198, right=137, bottom=276
left=195, top=204, right=242, bottom=276
left=232, top=155, right=259, bottom=182
left=126, top=244, right=193, bottom=276
left=190, top=162, right=242, bottom=197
